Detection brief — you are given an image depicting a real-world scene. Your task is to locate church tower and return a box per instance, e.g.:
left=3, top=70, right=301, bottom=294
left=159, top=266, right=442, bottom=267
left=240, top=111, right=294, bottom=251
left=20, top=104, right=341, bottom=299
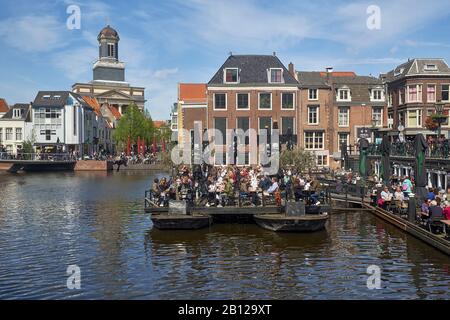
left=72, top=25, right=146, bottom=113
left=93, top=25, right=125, bottom=83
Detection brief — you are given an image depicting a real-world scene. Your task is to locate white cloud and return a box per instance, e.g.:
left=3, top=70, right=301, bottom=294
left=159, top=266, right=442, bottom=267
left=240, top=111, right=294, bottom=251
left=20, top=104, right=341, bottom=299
left=0, top=15, right=66, bottom=52
left=52, top=47, right=97, bottom=82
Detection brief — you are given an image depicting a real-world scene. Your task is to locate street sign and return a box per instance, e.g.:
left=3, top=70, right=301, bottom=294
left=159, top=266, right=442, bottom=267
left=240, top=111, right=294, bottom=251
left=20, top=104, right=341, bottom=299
left=357, top=127, right=371, bottom=139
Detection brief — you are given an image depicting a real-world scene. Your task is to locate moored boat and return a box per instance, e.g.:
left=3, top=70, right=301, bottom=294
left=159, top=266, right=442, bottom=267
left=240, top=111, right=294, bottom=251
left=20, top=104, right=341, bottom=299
left=151, top=214, right=212, bottom=230
left=254, top=213, right=329, bottom=232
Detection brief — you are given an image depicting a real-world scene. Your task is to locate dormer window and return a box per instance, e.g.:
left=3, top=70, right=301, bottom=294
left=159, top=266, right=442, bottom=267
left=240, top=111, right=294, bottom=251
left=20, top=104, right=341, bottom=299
left=371, top=89, right=383, bottom=101
left=269, top=68, right=283, bottom=83
left=13, top=109, right=22, bottom=119
left=337, top=88, right=351, bottom=101
left=424, top=64, right=437, bottom=71
left=224, top=68, right=239, bottom=83
left=394, top=68, right=404, bottom=77
left=43, top=95, right=51, bottom=100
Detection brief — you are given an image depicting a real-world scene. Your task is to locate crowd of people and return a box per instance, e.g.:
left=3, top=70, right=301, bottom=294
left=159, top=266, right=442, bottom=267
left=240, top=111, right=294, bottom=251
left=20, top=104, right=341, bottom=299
left=370, top=176, right=450, bottom=233
left=148, top=165, right=324, bottom=208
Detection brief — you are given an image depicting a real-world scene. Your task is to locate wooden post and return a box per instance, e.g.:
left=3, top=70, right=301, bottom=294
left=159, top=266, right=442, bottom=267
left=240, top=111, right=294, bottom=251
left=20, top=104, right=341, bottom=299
left=262, top=190, right=266, bottom=207
left=345, top=184, right=349, bottom=208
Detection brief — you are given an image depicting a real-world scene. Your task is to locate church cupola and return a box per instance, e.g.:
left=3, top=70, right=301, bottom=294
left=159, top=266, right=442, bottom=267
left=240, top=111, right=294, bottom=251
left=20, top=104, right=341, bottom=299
left=93, top=25, right=125, bottom=83
left=98, top=25, right=120, bottom=61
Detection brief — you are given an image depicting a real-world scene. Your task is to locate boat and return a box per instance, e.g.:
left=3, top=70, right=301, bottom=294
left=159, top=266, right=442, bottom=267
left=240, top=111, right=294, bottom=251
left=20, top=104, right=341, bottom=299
left=254, top=213, right=329, bottom=232
left=151, top=214, right=212, bottom=230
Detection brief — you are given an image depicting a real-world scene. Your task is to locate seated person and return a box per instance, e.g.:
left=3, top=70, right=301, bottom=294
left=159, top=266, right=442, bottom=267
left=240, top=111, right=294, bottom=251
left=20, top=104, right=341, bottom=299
left=206, top=176, right=217, bottom=207
left=310, top=178, right=322, bottom=205
left=178, top=176, right=193, bottom=204
left=268, top=177, right=279, bottom=193
left=151, top=178, right=161, bottom=204
left=393, top=186, right=404, bottom=201
left=223, top=178, right=235, bottom=206
left=442, top=201, right=450, bottom=220
left=380, top=186, right=393, bottom=202
left=421, top=199, right=430, bottom=216
left=428, top=199, right=444, bottom=220
left=427, top=188, right=436, bottom=201
left=259, top=174, right=272, bottom=191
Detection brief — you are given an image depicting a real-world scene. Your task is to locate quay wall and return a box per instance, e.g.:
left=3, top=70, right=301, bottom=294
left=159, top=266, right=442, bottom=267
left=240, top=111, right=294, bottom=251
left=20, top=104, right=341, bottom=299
left=0, top=163, right=13, bottom=171
left=74, top=160, right=113, bottom=171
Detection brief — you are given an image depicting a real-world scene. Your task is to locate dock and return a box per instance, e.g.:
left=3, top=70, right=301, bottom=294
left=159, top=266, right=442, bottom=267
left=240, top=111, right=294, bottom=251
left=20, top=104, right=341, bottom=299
left=327, top=190, right=450, bottom=256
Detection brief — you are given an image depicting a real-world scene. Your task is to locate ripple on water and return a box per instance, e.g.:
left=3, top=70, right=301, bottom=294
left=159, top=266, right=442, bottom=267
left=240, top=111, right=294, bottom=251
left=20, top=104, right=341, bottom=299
left=0, top=172, right=449, bottom=299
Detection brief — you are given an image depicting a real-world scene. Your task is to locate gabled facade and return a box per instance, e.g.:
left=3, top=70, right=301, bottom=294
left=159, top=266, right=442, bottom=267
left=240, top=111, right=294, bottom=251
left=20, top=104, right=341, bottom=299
left=82, top=96, right=115, bottom=154
left=0, top=103, right=33, bottom=154
left=207, top=54, right=299, bottom=165
left=384, top=58, right=450, bottom=139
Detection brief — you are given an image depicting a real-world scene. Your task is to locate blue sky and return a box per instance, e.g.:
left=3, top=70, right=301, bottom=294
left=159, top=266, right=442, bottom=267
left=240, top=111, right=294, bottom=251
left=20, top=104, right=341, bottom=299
left=1, top=0, right=450, bottom=120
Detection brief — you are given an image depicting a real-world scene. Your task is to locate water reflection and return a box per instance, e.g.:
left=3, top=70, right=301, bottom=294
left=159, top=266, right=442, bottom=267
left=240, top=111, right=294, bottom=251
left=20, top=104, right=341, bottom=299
left=0, top=172, right=448, bottom=299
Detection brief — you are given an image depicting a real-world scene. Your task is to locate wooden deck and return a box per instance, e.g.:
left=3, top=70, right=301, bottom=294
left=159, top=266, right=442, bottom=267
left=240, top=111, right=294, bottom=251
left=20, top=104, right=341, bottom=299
left=327, top=192, right=450, bottom=256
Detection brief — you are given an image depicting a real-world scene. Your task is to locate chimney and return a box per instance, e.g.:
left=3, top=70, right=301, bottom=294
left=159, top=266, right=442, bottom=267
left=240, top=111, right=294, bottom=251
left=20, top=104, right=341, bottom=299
left=325, top=67, right=333, bottom=85
left=288, top=62, right=295, bottom=78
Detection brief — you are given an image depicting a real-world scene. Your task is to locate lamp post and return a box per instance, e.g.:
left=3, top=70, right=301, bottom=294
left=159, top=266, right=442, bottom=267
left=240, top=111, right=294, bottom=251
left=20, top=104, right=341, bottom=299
left=434, top=101, right=446, bottom=139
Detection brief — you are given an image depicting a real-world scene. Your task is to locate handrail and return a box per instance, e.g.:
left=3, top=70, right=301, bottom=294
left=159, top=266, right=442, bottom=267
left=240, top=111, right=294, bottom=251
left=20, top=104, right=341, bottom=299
left=0, top=152, right=76, bottom=161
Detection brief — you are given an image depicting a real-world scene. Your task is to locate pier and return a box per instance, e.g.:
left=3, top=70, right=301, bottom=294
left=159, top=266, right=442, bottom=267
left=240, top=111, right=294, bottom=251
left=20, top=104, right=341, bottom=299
left=324, top=183, right=450, bottom=256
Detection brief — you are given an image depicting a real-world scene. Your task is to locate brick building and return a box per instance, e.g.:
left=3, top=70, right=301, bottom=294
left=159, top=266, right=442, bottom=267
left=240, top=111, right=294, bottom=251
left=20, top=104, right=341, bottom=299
left=383, top=58, right=450, bottom=139
left=175, top=83, right=207, bottom=145
left=207, top=54, right=299, bottom=165
left=297, top=70, right=387, bottom=169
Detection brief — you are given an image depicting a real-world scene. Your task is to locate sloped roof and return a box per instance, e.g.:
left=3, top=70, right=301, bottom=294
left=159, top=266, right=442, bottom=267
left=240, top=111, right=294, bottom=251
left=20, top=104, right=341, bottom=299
left=153, top=120, right=167, bottom=128
left=82, top=96, right=102, bottom=116
left=1, top=104, right=31, bottom=121
left=0, top=98, right=8, bottom=113
left=385, top=58, right=450, bottom=82
left=108, top=104, right=122, bottom=120
left=33, top=91, right=70, bottom=107
left=297, top=71, right=381, bottom=87
left=297, top=72, right=329, bottom=88
left=178, top=83, right=207, bottom=103
left=208, top=55, right=298, bottom=85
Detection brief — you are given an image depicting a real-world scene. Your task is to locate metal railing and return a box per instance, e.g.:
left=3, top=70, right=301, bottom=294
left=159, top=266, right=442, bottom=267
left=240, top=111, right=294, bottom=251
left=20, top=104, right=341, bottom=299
left=364, top=141, right=450, bottom=159
left=0, top=152, right=76, bottom=161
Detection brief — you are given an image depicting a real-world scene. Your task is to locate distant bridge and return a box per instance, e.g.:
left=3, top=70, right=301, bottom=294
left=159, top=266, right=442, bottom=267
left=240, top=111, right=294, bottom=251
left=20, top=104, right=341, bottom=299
left=0, top=153, right=76, bottom=173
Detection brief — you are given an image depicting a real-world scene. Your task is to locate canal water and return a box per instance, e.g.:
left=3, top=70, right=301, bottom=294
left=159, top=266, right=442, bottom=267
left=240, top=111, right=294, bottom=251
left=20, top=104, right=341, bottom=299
left=0, top=171, right=449, bottom=300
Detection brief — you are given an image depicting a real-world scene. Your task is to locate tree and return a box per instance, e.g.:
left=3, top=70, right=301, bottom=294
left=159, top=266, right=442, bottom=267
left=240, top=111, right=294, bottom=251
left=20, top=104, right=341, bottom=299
left=113, top=104, right=156, bottom=151
left=280, top=148, right=315, bottom=173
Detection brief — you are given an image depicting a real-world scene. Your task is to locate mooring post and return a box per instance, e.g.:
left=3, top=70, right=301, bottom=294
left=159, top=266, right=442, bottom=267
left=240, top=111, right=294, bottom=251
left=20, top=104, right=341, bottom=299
left=408, top=195, right=417, bottom=223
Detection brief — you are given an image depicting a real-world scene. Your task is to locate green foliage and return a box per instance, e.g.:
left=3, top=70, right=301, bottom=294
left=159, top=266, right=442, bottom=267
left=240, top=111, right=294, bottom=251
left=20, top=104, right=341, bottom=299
left=113, top=104, right=155, bottom=149
left=280, top=148, right=315, bottom=173
left=22, top=140, right=34, bottom=154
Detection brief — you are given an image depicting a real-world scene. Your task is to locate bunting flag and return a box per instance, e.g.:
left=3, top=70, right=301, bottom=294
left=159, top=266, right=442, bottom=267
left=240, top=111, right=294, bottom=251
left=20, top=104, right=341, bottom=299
left=137, top=136, right=141, bottom=155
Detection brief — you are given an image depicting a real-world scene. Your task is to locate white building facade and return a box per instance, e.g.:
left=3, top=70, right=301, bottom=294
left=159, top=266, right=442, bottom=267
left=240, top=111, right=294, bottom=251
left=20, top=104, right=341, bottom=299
left=32, top=91, right=94, bottom=156
left=0, top=104, right=33, bottom=154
